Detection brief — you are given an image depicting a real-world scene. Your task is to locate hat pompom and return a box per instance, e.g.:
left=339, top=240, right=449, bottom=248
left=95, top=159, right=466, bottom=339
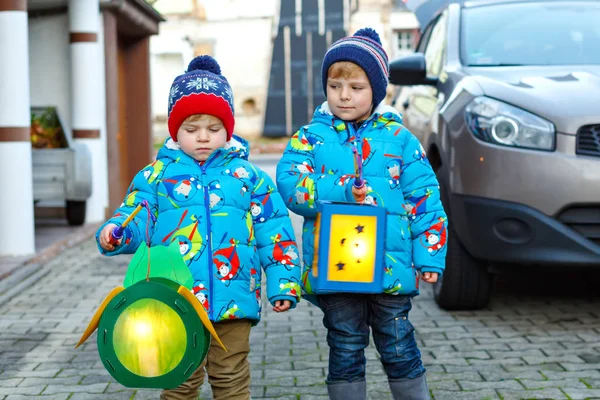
left=187, top=55, right=222, bottom=75
left=354, top=27, right=381, bottom=45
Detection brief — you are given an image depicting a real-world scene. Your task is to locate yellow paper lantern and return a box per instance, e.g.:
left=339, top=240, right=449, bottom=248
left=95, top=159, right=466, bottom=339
left=312, top=201, right=386, bottom=293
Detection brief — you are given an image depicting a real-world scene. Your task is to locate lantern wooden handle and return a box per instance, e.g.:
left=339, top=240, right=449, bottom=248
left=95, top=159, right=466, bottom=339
left=109, top=204, right=144, bottom=245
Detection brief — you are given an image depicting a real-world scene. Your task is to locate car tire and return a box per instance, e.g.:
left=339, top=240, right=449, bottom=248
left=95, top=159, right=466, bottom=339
left=66, top=200, right=86, bottom=226
left=432, top=166, right=493, bottom=310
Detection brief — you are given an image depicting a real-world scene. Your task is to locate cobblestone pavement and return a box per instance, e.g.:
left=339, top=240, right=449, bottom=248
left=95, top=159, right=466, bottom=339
left=0, top=160, right=599, bottom=399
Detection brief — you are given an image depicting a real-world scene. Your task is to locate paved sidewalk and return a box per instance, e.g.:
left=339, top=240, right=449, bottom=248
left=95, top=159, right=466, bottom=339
left=0, top=218, right=100, bottom=284
left=1, top=234, right=600, bottom=399
left=1, top=157, right=599, bottom=399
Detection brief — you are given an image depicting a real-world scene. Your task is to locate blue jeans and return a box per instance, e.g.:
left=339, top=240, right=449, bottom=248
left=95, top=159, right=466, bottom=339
left=318, top=293, right=425, bottom=383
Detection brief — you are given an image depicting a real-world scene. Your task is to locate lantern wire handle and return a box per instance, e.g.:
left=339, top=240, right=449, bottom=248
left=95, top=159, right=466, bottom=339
left=139, top=200, right=183, bottom=285
left=352, top=148, right=364, bottom=189
left=145, top=204, right=152, bottom=281
left=140, top=200, right=158, bottom=282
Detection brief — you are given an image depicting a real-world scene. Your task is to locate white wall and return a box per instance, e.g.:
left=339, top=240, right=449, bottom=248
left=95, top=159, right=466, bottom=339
left=201, top=0, right=278, bottom=20
left=152, top=0, right=193, bottom=15
left=150, top=28, right=192, bottom=140
left=150, top=0, right=277, bottom=138
left=28, top=12, right=108, bottom=220
left=151, top=53, right=185, bottom=118
left=350, top=11, right=391, bottom=55
left=28, top=14, right=72, bottom=134
left=153, top=0, right=278, bottom=20
left=196, top=17, right=273, bottom=137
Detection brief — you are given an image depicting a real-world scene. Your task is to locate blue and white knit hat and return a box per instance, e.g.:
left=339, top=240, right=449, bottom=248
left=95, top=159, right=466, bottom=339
left=168, top=55, right=235, bottom=141
left=321, top=27, right=389, bottom=107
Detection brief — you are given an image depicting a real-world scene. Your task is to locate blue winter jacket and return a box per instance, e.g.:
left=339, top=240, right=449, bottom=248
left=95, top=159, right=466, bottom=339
left=276, top=102, right=448, bottom=298
left=96, top=135, right=301, bottom=323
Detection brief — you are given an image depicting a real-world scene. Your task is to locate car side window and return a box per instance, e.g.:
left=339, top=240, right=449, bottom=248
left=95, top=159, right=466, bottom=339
left=424, top=10, right=448, bottom=78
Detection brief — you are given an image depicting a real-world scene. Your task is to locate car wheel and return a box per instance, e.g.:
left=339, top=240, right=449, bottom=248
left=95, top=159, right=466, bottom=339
left=66, top=200, right=86, bottom=226
left=433, top=166, right=493, bottom=310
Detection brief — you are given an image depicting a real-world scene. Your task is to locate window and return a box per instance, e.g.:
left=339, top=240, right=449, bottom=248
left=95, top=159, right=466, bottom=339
left=462, top=1, right=600, bottom=66
left=393, top=30, right=415, bottom=58
left=424, top=10, right=448, bottom=78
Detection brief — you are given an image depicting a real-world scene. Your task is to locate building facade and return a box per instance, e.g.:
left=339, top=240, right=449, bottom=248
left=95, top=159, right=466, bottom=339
left=149, top=0, right=420, bottom=139
left=0, top=0, right=162, bottom=256
left=150, top=0, right=277, bottom=139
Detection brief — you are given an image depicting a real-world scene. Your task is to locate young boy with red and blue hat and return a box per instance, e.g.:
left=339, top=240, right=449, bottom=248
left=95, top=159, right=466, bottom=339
left=97, top=55, right=301, bottom=400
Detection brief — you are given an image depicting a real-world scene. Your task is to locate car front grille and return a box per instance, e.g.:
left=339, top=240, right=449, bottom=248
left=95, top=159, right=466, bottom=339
left=576, top=125, right=600, bottom=157
left=557, top=206, right=600, bottom=246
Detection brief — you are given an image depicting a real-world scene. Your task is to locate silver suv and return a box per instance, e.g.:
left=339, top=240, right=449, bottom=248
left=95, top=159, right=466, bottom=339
left=390, top=0, right=600, bottom=310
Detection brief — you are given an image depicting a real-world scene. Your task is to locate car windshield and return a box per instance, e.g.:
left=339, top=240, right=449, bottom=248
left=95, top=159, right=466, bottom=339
left=461, top=1, right=600, bottom=66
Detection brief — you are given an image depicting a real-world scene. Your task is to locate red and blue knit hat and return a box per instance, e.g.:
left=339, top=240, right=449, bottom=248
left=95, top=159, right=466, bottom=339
left=321, top=27, right=389, bottom=107
left=168, top=55, right=235, bottom=141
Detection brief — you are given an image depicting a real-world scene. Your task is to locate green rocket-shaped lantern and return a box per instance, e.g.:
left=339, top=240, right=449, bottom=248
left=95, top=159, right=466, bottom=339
left=76, top=240, right=225, bottom=389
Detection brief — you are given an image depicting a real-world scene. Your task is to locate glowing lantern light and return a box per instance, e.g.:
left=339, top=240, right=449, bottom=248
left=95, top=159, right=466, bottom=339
left=312, top=201, right=387, bottom=293
left=113, top=298, right=187, bottom=378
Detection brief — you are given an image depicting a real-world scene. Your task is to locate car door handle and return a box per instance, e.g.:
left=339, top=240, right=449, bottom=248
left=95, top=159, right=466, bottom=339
left=403, top=100, right=410, bottom=109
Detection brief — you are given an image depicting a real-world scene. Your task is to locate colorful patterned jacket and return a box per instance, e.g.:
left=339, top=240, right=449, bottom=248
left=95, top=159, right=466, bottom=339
left=96, top=135, right=301, bottom=323
left=276, top=102, right=448, bottom=299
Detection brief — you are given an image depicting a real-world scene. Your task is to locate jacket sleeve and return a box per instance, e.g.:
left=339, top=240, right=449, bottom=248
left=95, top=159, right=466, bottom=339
left=400, top=132, right=448, bottom=276
left=276, top=127, right=355, bottom=218
left=252, top=169, right=302, bottom=309
left=95, top=165, right=159, bottom=256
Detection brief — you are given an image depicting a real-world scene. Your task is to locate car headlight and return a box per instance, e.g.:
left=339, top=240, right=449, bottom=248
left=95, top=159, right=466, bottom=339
left=465, top=97, right=555, bottom=151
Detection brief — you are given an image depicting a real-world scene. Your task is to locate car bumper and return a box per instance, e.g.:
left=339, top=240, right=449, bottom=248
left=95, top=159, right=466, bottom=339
left=450, top=193, right=600, bottom=267
left=451, top=132, right=600, bottom=216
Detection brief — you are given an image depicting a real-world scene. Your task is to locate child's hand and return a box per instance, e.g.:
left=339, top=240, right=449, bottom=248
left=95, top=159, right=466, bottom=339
left=352, top=185, right=367, bottom=203
left=422, top=272, right=439, bottom=284
left=99, top=224, right=121, bottom=251
left=273, top=300, right=292, bottom=313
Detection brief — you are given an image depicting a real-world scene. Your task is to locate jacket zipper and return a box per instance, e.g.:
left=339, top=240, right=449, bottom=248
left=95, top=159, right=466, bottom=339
left=199, top=154, right=218, bottom=320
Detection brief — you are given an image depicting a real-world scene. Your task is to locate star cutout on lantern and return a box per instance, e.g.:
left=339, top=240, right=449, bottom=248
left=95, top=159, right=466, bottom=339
left=356, top=259, right=361, bottom=264
left=355, top=243, right=360, bottom=247
left=355, top=224, right=365, bottom=233
left=336, top=262, right=345, bottom=271
left=340, top=238, right=346, bottom=246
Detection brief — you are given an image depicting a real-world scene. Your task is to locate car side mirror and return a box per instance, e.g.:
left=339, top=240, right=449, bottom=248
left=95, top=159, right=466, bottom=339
left=389, top=53, right=437, bottom=86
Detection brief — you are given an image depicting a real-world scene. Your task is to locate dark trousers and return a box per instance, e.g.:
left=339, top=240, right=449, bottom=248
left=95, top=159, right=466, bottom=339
left=318, top=293, right=426, bottom=383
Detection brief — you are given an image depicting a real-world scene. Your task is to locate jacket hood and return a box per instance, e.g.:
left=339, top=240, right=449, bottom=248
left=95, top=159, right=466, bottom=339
left=311, top=101, right=404, bottom=127
left=156, top=134, right=251, bottom=165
